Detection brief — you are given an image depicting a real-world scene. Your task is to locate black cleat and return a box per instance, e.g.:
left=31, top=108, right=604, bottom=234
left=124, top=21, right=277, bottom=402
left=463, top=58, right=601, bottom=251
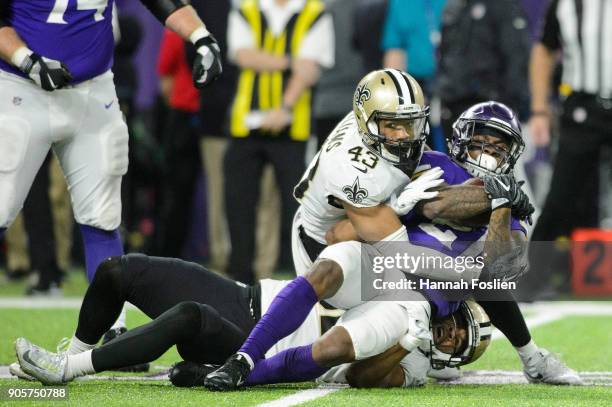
left=169, top=361, right=219, bottom=387
left=204, top=353, right=252, bottom=391
left=102, top=328, right=150, bottom=373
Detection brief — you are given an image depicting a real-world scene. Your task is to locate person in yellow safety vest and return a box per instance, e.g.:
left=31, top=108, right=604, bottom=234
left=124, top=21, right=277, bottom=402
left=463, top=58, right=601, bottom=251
left=224, top=0, right=335, bottom=284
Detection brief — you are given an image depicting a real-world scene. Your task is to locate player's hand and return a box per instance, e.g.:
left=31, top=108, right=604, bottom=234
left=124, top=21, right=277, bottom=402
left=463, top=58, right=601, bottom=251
left=388, top=167, right=444, bottom=216
left=21, top=53, right=72, bottom=91
left=511, top=184, right=535, bottom=225
left=399, top=318, right=431, bottom=352
left=192, top=33, right=222, bottom=88
left=260, top=108, right=292, bottom=132
left=482, top=174, right=523, bottom=210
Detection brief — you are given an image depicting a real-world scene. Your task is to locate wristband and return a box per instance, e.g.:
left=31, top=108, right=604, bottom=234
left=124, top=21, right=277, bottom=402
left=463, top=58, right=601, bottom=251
left=11, top=46, right=32, bottom=70
left=189, top=26, right=210, bottom=45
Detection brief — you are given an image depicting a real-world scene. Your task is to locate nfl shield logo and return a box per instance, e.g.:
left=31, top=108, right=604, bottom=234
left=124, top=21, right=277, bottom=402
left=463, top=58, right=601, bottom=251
left=13, top=97, right=22, bottom=106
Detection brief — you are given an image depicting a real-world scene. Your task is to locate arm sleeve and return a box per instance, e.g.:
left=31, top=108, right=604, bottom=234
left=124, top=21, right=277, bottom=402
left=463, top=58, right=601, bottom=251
left=298, top=13, right=335, bottom=68
left=227, top=9, right=255, bottom=63
left=380, top=0, right=404, bottom=50
left=139, top=0, right=189, bottom=24
left=539, top=0, right=561, bottom=50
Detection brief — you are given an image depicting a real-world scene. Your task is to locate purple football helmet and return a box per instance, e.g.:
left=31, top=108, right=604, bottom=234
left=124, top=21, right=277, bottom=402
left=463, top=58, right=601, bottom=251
left=448, top=101, right=525, bottom=177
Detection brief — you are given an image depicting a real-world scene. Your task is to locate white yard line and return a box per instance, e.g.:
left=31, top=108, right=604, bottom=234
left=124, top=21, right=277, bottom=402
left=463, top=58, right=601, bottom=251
left=256, top=386, right=346, bottom=407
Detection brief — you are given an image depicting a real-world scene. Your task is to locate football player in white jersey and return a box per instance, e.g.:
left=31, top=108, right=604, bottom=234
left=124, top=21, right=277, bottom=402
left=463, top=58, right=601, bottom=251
left=13, top=254, right=487, bottom=388
left=204, top=70, right=532, bottom=391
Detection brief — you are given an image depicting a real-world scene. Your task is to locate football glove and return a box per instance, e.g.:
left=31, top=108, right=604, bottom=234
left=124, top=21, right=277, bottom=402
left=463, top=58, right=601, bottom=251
left=20, top=53, right=72, bottom=91
left=483, top=175, right=535, bottom=223
left=192, top=33, right=222, bottom=88
left=399, top=317, right=432, bottom=352
left=388, top=167, right=444, bottom=216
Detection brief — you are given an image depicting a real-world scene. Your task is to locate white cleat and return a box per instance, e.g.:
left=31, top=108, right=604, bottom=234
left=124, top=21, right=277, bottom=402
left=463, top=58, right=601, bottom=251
left=15, top=338, right=69, bottom=386
left=9, top=362, right=35, bottom=381
left=523, top=349, right=583, bottom=385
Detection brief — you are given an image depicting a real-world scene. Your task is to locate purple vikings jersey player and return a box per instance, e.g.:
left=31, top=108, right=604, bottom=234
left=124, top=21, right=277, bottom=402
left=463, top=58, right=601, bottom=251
left=0, top=0, right=116, bottom=83
left=0, top=0, right=222, bottom=368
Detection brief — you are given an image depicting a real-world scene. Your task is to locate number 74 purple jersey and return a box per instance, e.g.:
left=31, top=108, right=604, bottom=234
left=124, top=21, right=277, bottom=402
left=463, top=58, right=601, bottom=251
left=1, top=0, right=115, bottom=83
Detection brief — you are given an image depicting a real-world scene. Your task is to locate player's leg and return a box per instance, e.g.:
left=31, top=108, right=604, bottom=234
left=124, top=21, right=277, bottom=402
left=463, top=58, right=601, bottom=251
left=0, top=72, right=53, bottom=241
left=205, top=241, right=365, bottom=390
left=16, top=302, right=248, bottom=385
left=242, top=301, right=414, bottom=387
left=52, top=72, right=128, bottom=283
left=72, top=254, right=257, bottom=347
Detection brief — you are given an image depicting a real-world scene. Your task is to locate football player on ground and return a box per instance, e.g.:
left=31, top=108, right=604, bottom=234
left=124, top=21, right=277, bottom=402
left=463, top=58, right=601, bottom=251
left=204, top=71, right=532, bottom=390
left=13, top=254, right=478, bottom=387
left=327, top=101, right=581, bottom=386
left=0, top=0, right=221, bottom=347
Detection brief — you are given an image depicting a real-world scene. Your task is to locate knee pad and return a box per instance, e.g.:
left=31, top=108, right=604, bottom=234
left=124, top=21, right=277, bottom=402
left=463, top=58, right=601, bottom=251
left=92, top=256, right=124, bottom=293
left=101, top=120, right=129, bottom=177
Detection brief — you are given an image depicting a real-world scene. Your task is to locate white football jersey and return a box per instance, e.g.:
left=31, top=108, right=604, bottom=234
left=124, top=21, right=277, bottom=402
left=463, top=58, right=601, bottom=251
left=294, top=112, right=410, bottom=243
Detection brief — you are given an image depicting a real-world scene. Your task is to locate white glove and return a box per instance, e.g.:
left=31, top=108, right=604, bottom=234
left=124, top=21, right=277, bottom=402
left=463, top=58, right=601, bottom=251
left=388, top=167, right=445, bottom=216
left=399, top=317, right=432, bottom=352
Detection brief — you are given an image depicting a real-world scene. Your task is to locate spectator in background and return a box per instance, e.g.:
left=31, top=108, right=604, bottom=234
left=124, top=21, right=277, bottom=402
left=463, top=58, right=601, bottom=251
left=525, top=0, right=612, bottom=297
left=190, top=0, right=235, bottom=273
left=155, top=29, right=202, bottom=257
left=313, top=0, right=364, bottom=147
left=225, top=0, right=334, bottom=284
left=381, top=0, right=446, bottom=150
left=353, top=0, right=387, bottom=73
left=381, top=0, right=445, bottom=98
left=436, top=0, right=530, bottom=140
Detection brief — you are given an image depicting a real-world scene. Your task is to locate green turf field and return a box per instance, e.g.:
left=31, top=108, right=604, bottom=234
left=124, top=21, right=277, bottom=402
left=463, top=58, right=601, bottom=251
left=1, top=271, right=611, bottom=406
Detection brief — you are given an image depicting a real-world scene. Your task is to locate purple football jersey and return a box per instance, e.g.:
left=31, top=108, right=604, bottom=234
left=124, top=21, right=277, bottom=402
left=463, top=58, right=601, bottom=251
left=402, top=151, right=526, bottom=317
left=0, top=0, right=115, bottom=83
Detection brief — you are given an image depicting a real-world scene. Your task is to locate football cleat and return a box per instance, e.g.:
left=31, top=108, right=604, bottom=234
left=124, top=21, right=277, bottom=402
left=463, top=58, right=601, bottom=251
left=204, top=353, right=252, bottom=391
left=15, top=338, right=68, bottom=385
left=169, top=361, right=220, bottom=387
left=102, top=328, right=150, bottom=372
left=523, top=349, right=583, bottom=385
left=9, top=362, right=35, bottom=381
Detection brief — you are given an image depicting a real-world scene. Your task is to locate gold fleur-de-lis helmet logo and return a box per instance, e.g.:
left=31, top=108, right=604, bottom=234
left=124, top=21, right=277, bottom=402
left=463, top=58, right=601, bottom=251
left=354, top=83, right=371, bottom=107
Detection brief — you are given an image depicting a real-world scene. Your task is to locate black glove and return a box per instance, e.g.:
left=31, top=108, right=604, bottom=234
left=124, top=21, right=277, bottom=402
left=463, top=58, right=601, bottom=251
left=21, top=53, right=72, bottom=91
left=511, top=184, right=535, bottom=225
left=483, top=175, right=535, bottom=224
left=192, top=34, right=222, bottom=88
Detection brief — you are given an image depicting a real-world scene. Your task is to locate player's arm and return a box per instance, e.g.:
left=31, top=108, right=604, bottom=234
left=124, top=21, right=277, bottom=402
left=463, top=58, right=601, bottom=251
left=0, top=25, right=72, bottom=91
left=346, top=344, right=408, bottom=388
left=415, top=183, right=490, bottom=222
left=142, top=0, right=221, bottom=87
left=344, top=203, right=404, bottom=242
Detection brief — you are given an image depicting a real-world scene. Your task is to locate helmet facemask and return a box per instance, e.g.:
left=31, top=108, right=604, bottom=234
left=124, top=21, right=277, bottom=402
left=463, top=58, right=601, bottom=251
left=448, top=103, right=525, bottom=178
left=426, top=301, right=492, bottom=369
left=361, top=106, right=430, bottom=176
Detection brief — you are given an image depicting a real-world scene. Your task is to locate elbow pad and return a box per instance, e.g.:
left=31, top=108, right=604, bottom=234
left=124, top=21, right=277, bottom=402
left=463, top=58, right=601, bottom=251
left=140, top=0, right=188, bottom=23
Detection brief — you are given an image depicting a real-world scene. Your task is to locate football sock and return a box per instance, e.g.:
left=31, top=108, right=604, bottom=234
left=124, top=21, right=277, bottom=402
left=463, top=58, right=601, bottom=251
left=65, top=350, right=95, bottom=380
left=110, top=307, right=127, bottom=330
left=475, top=291, right=531, bottom=347
left=238, top=276, right=318, bottom=365
left=67, top=336, right=96, bottom=355
left=0, top=227, right=5, bottom=239
left=79, top=224, right=124, bottom=282
left=516, top=339, right=540, bottom=365
left=245, top=345, right=327, bottom=385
